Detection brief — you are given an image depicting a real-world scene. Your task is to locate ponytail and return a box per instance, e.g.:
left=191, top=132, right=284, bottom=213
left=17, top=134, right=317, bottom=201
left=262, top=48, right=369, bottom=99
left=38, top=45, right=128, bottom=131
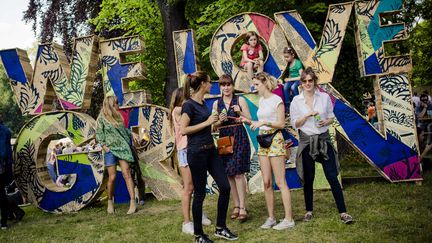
left=182, top=74, right=191, bottom=101
left=181, top=71, right=210, bottom=101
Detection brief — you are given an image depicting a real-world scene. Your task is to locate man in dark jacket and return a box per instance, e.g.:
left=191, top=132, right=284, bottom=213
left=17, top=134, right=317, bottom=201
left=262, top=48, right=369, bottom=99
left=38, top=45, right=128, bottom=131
left=0, top=114, right=13, bottom=229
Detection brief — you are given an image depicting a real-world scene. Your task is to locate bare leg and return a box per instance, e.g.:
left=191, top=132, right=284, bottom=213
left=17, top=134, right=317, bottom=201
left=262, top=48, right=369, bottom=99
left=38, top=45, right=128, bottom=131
left=106, top=165, right=116, bottom=213
left=228, top=176, right=240, bottom=218
left=270, top=156, right=293, bottom=221
left=119, top=160, right=136, bottom=214
left=259, top=155, right=274, bottom=219
left=180, top=166, right=194, bottom=223
left=245, top=62, right=254, bottom=81
left=257, top=60, right=264, bottom=73
left=234, top=174, right=247, bottom=216
left=421, top=144, right=432, bottom=160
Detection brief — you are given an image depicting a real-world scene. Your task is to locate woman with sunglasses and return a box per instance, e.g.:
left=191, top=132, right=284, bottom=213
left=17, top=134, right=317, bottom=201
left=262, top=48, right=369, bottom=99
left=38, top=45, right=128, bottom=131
left=290, top=67, right=353, bottom=224
left=213, top=74, right=251, bottom=222
left=96, top=96, right=136, bottom=215
left=241, top=72, right=294, bottom=230
left=180, top=71, right=238, bottom=243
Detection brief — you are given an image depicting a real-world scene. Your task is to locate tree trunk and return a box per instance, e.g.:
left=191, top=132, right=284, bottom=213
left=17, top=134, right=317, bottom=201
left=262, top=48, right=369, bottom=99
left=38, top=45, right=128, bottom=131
left=157, top=0, right=189, bottom=105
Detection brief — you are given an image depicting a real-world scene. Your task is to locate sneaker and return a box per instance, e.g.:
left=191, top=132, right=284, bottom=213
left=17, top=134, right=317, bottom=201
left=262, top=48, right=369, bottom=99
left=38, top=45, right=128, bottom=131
left=340, top=213, right=353, bottom=224
left=260, top=217, right=277, bottom=229
left=272, top=219, right=295, bottom=230
left=182, top=221, right=194, bottom=235
left=202, top=213, right=212, bottom=226
left=303, top=212, right=313, bottom=222
left=195, top=234, right=214, bottom=243
left=214, top=227, right=238, bottom=241
left=0, top=223, right=7, bottom=230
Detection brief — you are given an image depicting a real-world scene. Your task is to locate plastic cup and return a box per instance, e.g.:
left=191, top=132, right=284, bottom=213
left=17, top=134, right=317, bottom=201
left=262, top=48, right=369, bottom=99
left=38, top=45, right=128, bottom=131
left=314, top=114, right=322, bottom=127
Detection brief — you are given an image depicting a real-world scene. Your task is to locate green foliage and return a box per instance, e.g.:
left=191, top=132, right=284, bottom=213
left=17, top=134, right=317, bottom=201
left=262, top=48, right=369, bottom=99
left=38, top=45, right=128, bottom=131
left=91, top=0, right=167, bottom=106
left=0, top=63, right=30, bottom=136
left=410, top=20, right=432, bottom=86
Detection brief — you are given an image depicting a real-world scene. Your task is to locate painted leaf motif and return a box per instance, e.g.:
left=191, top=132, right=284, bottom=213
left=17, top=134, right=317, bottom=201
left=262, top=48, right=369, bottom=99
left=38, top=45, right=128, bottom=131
left=330, top=4, right=346, bottom=14
left=149, top=108, right=164, bottom=148
left=65, top=51, right=87, bottom=105
left=316, top=19, right=342, bottom=58
left=38, top=45, right=59, bottom=65
left=379, top=74, right=410, bottom=100
left=102, top=56, right=118, bottom=68
left=15, top=140, right=44, bottom=200
left=42, top=68, right=63, bottom=83
left=356, top=1, right=379, bottom=20
left=383, top=110, right=414, bottom=128
left=72, top=114, right=85, bottom=130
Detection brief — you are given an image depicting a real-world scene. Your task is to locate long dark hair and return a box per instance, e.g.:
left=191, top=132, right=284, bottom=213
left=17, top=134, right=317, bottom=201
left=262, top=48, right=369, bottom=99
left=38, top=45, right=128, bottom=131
left=182, top=71, right=210, bottom=101
left=169, top=87, right=184, bottom=127
left=245, top=31, right=261, bottom=48
left=283, top=46, right=297, bottom=58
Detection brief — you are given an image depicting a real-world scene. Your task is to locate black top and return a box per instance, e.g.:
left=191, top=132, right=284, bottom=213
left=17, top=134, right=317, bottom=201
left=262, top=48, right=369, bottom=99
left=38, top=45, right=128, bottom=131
left=181, top=98, right=213, bottom=148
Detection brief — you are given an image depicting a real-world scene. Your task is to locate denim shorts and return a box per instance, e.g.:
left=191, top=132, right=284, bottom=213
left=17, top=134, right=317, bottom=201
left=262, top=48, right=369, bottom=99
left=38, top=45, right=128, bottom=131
left=104, top=151, right=119, bottom=167
left=177, top=148, right=188, bottom=167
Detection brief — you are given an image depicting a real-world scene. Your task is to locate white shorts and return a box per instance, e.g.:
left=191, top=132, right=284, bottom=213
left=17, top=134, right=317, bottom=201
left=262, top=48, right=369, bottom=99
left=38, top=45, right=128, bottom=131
left=177, top=148, right=188, bottom=167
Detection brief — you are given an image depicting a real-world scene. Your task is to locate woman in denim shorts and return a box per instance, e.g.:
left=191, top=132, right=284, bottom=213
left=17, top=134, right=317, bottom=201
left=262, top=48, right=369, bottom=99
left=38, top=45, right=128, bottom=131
left=96, top=96, right=136, bottom=215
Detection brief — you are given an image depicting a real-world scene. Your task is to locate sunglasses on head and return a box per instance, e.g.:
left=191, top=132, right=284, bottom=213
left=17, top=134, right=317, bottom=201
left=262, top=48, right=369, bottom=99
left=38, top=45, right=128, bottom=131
left=253, top=72, right=266, bottom=79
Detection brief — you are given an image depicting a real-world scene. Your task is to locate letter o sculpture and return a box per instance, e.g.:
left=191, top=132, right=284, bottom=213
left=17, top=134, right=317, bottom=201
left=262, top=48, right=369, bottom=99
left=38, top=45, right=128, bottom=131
left=14, top=111, right=105, bottom=213
left=210, top=13, right=289, bottom=92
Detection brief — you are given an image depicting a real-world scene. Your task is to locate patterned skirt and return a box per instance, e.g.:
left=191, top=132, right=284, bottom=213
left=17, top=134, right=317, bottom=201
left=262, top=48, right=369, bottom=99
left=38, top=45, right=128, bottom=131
left=219, top=124, right=251, bottom=176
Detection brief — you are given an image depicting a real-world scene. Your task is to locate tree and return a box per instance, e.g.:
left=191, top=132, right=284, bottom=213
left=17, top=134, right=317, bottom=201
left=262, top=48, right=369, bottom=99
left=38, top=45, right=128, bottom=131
left=410, top=20, right=432, bottom=86
left=156, top=0, right=189, bottom=105
left=23, top=0, right=102, bottom=57
left=406, top=0, right=432, bottom=87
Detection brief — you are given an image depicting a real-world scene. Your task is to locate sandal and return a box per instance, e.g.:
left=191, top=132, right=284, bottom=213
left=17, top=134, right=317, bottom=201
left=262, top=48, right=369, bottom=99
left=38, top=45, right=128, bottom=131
left=230, top=206, right=240, bottom=219
left=237, top=207, right=248, bottom=223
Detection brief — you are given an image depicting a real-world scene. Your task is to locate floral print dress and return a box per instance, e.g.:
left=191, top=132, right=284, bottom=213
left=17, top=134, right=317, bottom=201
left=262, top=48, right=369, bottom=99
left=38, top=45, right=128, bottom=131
left=96, top=116, right=134, bottom=163
left=217, top=96, right=251, bottom=176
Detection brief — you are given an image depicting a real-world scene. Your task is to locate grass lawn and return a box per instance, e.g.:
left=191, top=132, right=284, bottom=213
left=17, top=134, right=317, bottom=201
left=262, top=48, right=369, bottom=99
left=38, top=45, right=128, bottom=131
left=1, top=170, right=431, bottom=242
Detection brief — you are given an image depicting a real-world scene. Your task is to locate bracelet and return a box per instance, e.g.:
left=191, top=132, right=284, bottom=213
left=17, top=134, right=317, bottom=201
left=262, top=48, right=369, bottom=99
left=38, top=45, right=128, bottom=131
left=266, top=121, right=272, bottom=127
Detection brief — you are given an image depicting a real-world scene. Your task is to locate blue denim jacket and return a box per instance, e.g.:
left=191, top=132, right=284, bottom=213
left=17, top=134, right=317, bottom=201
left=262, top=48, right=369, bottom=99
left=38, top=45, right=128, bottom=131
left=0, top=123, right=12, bottom=174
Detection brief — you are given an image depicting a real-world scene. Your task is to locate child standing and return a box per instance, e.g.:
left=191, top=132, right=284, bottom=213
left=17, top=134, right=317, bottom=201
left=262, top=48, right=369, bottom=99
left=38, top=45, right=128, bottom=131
left=240, top=31, right=264, bottom=81
left=170, top=87, right=212, bottom=236
left=283, top=47, right=304, bottom=111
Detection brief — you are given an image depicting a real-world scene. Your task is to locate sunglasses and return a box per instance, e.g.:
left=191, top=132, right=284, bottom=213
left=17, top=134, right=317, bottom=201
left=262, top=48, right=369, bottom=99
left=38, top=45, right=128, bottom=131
left=421, top=99, right=428, bottom=102
left=301, top=79, right=314, bottom=83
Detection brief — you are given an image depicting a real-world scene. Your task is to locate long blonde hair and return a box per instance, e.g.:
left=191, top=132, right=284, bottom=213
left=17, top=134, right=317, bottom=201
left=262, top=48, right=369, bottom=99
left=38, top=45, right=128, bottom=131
left=253, top=72, right=276, bottom=91
left=99, top=96, right=123, bottom=126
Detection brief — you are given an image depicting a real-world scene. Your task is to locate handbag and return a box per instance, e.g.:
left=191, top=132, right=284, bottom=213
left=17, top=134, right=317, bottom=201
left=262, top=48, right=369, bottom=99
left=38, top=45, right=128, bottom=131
left=256, top=130, right=281, bottom=148
left=217, top=136, right=235, bottom=155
